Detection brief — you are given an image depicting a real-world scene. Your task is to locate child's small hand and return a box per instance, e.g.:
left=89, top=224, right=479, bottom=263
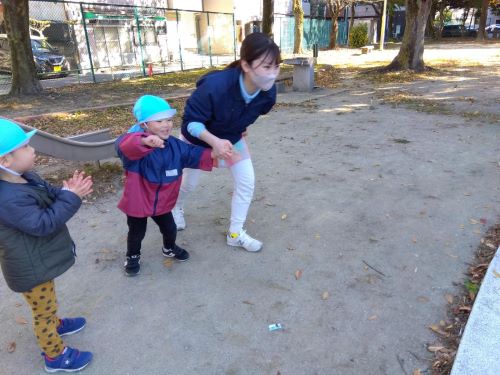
left=141, top=135, right=165, bottom=148
left=63, top=170, right=93, bottom=199
left=213, top=138, right=233, bottom=160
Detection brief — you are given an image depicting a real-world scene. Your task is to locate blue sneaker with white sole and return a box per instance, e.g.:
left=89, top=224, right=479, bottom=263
left=57, top=317, right=86, bottom=337
left=43, top=346, right=93, bottom=373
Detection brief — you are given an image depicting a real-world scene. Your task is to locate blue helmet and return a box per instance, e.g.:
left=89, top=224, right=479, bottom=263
left=0, top=119, right=37, bottom=157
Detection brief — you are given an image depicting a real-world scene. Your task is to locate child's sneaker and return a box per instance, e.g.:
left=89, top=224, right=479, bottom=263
left=43, top=346, right=93, bottom=373
left=162, top=245, right=190, bottom=261
left=227, top=230, right=263, bottom=252
left=124, top=255, right=140, bottom=276
left=57, top=317, right=86, bottom=337
left=172, top=206, right=186, bottom=230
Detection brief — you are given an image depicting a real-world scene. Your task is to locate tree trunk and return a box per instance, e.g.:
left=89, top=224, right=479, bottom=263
left=327, top=4, right=342, bottom=49
left=293, top=0, right=304, bottom=53
left=435, top=1, right=445, bottom=40
left=262, top=0, right=274, bottom=39
left=350, top=3, right=355, bottom=30
left=426, top=1, right=437, bottom=39
left=3, top=0, right=42, bottom=96
left=476, top=0, right=489, bottom=40
left=384, top=0, right=432, bottom=72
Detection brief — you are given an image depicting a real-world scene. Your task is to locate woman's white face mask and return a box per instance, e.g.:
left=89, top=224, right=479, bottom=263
left=246, top=55, right=280, bottom=91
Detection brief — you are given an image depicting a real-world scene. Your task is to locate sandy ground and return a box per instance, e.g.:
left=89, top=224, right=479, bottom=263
left=0, top=42, right=499, bottom=375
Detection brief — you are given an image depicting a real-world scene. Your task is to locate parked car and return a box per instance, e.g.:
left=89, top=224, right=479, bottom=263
left=441, top=24, right=465, bottom=37
left=485, top=24, right=500, bottom=39
left=0, top=34, right=70, bottom=78
left=465, top=25, right=478, bottom=37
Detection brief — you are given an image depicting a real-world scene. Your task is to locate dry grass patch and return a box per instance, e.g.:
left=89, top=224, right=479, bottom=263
left=23, top=97, right=187, bottom=138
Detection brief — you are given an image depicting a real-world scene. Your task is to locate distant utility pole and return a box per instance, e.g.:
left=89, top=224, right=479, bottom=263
left=379, top=0, right=388, bottom=50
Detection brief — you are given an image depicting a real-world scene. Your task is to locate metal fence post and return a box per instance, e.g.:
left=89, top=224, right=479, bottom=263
left=232, top=13, right=237, bottom=61
left=175, top=10, right=184, bottom=71
left=207, top=13, right=212, bottom=68
left=134, top=7, right=146, bottom=77
left=80, top=2, right=96, bottom=83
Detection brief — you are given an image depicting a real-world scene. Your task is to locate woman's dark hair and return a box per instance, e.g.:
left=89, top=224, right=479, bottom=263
left=226, top=32, right=281, bottom=69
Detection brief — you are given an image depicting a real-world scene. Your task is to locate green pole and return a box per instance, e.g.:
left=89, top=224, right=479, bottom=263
left=80, top=3, right=96, bottom=83
left=134, top=7, right=146, bottom=76
left=207, top=13, right=212, bottom=67
left=232, top=13, right=237, bottom=60
left=176, top=10, right=184, bottom=71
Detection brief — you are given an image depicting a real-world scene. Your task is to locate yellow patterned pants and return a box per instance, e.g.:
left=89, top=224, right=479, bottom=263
left=22, top=280, right=64, bottom=357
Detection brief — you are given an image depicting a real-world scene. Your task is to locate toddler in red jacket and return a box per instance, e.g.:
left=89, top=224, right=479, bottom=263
left=115, top=95, right=214, bottom=276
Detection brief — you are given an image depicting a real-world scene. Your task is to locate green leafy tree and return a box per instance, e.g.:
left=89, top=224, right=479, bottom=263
left=349, top=23, right=369, bottom=47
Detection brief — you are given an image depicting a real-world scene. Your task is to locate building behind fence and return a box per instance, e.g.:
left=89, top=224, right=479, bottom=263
left=0, top=0, right=347, bottom=92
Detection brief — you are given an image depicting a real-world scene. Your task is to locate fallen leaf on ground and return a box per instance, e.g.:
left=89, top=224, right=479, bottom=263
left=368, top=315, right=378, bottom=320
left=479, top=218, right=487, bottom=224
left=412, top=369, right=422, bottom=375
left=412, top=236, right=417, bottom=243
left=315, top=234, right=321, bottom=240
left=444, top=294, right=454, bottom=304
left=446, top=253, right=458, bottom=258
left=15, top=316, right=28, bottom=325
left=294, top=269, right=302, bottom=280
left=484, top=241, right=496, bottom=249
left=460, top=224, right=465, bottom=229
left=469, top=218, right=479, bottom=225
left=493, top=270, right=500, bottom=278
left=15, top=303, right=22, bottom=307
left=321, top=291, right=329, bottom=300
left=7, top=342, right=16, bottom=353
left=473, top=229, right=481, bottom=234
left=163, top=259, right=174, bottom=268
left=429, top=325, right=448, bottom=336
left=427, top=345, right=445, bottom=353
left=281, top=214, right=287, bottom=220
left=417, top=296, right=429, bottom=303
left=242, top=300, right=254, bottom=305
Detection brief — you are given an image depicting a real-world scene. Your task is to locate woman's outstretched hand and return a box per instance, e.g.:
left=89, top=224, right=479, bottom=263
left=212, top=138, right=233, bottom=160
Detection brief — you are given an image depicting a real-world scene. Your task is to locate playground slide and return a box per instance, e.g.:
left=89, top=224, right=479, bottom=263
left=2, top=116, right=117, bottom=161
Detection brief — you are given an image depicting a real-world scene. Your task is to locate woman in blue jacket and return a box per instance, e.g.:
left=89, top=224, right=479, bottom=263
left=173, top=32, right=280, bottom=252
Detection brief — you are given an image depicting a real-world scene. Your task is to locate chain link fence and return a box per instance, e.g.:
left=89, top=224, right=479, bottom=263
left=0, top=1, right=345, bottom=94
left=1, top=0, right=237, bottom=93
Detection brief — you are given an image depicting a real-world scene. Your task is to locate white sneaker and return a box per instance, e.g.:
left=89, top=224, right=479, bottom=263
left=172, top=206, right=186, bottom=230
left=227, top=229, right=263, bottom=252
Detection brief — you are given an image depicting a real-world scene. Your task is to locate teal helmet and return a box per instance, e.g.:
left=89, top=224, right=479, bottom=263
left=0, top=119, right=37, bottom=157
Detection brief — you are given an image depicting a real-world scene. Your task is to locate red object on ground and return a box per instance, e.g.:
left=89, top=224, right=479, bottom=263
left=148, top=63, right=153, bottom=77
